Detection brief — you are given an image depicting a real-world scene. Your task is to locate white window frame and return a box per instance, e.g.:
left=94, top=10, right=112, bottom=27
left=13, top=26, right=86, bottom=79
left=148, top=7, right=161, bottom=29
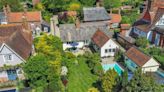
left=3, top=54, right=13, bottom=62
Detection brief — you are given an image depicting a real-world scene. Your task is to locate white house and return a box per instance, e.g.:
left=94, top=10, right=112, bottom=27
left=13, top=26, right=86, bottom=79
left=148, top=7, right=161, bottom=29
left=91, top=30, right=119, bottom=57
left=0, top=24, right=32, bottom=83
left=125, top=47, right=160, bottom=73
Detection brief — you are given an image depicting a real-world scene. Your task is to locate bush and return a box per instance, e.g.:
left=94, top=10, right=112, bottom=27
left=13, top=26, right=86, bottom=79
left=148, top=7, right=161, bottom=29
left=93, top=63, right=103, bottom=76
left=135, top=37, right=149, bottom=48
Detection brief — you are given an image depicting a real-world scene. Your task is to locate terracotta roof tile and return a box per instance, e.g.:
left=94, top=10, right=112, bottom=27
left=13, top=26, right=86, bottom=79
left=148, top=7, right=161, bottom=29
left=109, top=14, right=121, bottom=23
left=8, top=11, right=41, bottom=23
left=125, top=46, right=151, bottom=67
left=91, top=29, right=109, bottom=48
left=120, top=24, right=130, bottom=30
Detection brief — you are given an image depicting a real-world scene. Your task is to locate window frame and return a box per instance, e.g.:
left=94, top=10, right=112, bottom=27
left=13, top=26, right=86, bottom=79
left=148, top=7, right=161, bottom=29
left=3, top=54, right=12, bottom=62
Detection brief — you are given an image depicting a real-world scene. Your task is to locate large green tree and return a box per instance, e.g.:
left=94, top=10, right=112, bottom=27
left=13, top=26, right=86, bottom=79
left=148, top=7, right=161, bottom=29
left=101, top=69, right=118, bottom=92
left=34, top=34, right=63, bottom=58
left=23, top=54, right=49, bottom=88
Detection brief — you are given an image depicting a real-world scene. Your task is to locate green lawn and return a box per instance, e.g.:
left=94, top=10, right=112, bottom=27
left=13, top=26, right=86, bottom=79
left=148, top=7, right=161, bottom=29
left=67, top=57, right=98, bottom=92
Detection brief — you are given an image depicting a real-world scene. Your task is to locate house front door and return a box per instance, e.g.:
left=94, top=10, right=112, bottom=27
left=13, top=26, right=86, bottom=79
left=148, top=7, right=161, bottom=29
left=7, top=70, right=17, bottom=80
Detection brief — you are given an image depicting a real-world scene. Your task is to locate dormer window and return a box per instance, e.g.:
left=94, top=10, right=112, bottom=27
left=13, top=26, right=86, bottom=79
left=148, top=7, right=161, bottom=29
left=4, top=54, right=12, bottom=61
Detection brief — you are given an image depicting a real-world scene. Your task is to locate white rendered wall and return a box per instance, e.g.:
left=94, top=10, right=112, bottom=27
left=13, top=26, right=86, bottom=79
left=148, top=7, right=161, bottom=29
left=142, top=58, right=160, bottom=72
left=100, top=39, right=119, bottom=57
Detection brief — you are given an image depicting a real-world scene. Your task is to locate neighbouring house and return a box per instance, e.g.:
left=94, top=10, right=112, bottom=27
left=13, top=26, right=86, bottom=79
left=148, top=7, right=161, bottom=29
left=117, top=34, right=135, bottom=50
left=0, top=12, right=7, bottom=24
left=91, top=30, right=119, bottom=57
left=117, top=24, right=135, bottom=50
left=109, top=14, right=122, bottom=28
left=2, top=5, right=50, bottom=36
left=58, top=21, right=112, bottom=51
left=0, top=24, right=32, bottom=83
left=83, top=7, right=111, bottom=23
left=130, top=0, right=164, bottom=47
left=125, top=46, right=160, bottom=73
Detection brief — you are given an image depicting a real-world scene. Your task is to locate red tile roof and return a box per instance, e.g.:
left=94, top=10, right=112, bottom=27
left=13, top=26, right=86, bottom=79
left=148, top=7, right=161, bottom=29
left=0, top=24, right=32, bottom=59
left=109, top=14, right=122, bottom=23
left=125, top=47, right=151, bottom=67
left=8, top=11, right=41, bottom=23
left=142, top=9, right=151, bottom=22
left=120, top=24, right=130, bottom=30
left=91, top=30, right=109, bottom=48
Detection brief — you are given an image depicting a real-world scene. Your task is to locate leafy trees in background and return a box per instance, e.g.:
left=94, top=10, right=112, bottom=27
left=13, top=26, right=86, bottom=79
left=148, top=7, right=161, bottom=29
left=135, top=37, right=149, bottom=48
left=101, top=69, right=118, bottom=92
left=103, top=0, right=121, bottom=9
left=0, top=0, right=23, bottom=12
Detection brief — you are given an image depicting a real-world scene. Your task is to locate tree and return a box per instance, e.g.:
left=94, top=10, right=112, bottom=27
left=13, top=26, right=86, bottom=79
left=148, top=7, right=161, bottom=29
left=101, top=69, right=118, bottom=92
left=0, top=0, right=23, bottom=12
left=135, top=37, right=149, bottom=48
left=68, top=2, right=81, bottom=11
left=79, top=0, right=96, bottom=7
left=88, top=87, right=100, bottom=92
left=123, top=69, right=163, bottom=92
left=47, top=52, right=64, bottom=92
left=34, top=34, right=63, bottom=57
left=103, top=0, right=121, bottom=9
left=114, top=50, right=124, bottom=62
left=23, top=54, right=49, bottom=88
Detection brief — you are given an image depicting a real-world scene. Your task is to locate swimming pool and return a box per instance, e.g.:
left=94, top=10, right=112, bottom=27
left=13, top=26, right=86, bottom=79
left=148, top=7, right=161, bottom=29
left=102, top=63, right=124, bottom=75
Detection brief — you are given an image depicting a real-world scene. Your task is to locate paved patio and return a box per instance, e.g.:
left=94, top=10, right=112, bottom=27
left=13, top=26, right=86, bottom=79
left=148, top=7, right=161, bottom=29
left=101, top=57, right=115, bottom=64
left=71, top=47, right=92, bottom=56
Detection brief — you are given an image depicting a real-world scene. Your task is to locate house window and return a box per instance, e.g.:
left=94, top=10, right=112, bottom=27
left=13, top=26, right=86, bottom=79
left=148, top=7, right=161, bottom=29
left=113, top=49, right=116, bottom=52
left=105, top=49, right=108, bottom=53
left=109, top=49, right=111, bottom=52
left=4, top=54, right=12, bottom=61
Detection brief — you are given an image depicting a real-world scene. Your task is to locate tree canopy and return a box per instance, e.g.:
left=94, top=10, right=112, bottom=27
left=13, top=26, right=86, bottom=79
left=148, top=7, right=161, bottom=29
left=135, top=37, right=149, bottom=48
left=101, top=69, right=118, bottom=92
left=103, top=0, right=121, bottom=9
left=0, top=0, right=23, bottom=12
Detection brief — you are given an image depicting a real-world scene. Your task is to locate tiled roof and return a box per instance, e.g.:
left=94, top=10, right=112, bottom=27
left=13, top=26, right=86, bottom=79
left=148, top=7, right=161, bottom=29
left=135, top=24, right=151, bottom=33
left=125, top=46, right=151, bottom=67
left=149, top=8, right=164, bottom=27
left=83, top=7, right=111, bottom=22
left=120, top=24, right=130, bottom=30
left=109, top=14, right=121, bottom=23
left=8, top=11, right=41, bottom=23
left=0, top=24, right=32, bottom=59
left=59, top=22, right=113, bottom=42
left=91, top=30, right=109, bottom=48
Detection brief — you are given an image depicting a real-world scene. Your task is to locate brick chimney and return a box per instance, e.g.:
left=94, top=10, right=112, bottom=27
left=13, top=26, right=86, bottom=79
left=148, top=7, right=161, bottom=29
left=22, top=5, right=29, bottom=30
left=3, top=5, right=11, bottom=16
left=75, top=18, right=80, bottom=29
